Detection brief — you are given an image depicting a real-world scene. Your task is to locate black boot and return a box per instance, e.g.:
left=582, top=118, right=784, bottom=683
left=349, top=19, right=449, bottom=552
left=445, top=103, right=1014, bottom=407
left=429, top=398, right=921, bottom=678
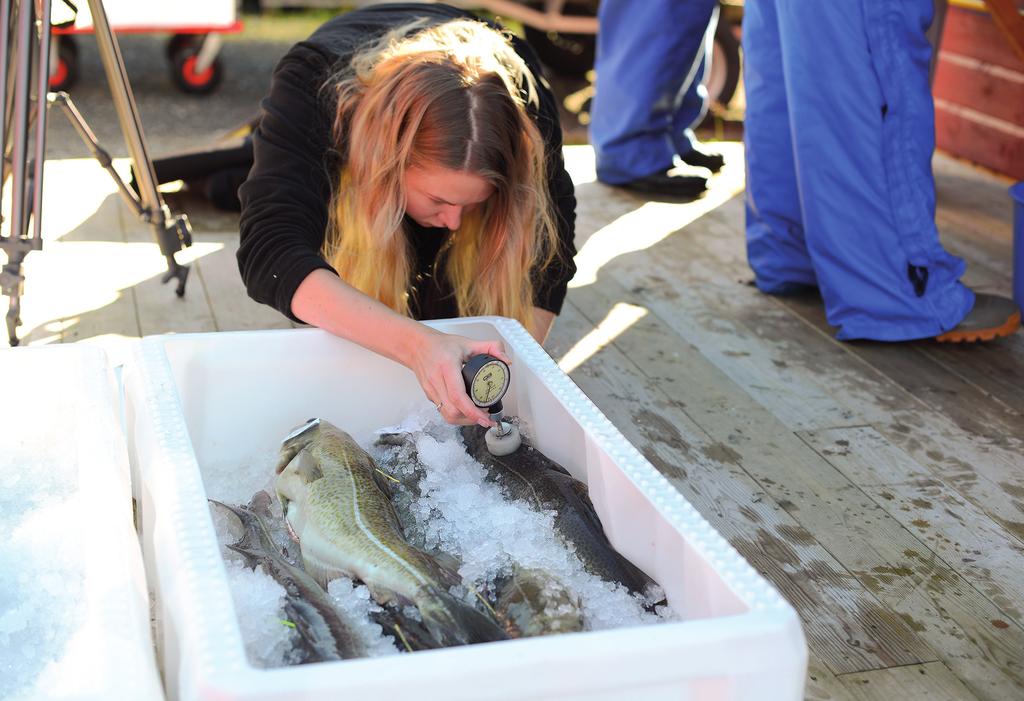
left=612, top=169, right=708, bottom=200
left=680, top=147, right=725, bottom=173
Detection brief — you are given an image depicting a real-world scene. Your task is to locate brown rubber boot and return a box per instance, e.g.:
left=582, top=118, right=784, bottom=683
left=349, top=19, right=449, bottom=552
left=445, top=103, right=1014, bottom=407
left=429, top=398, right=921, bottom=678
left=935, top=293, right=1021, bottom=343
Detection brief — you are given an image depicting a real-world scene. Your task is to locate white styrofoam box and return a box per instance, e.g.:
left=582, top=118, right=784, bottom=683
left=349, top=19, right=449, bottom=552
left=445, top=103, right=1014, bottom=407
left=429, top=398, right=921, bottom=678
left=0, top=345, right=164, bottom=701
left=124, top=318, right=807, bottom=701
left=65, top=0, right=236, bottom=31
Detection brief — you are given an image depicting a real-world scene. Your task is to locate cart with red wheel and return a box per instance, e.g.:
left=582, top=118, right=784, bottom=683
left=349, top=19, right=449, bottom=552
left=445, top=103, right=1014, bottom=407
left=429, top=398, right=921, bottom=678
left=50, top=0, right=242, bottom=95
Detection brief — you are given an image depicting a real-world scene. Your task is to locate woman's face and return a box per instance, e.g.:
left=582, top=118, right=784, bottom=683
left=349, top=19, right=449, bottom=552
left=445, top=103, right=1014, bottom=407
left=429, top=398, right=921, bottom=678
left=403, top=165, right=494, bottom=230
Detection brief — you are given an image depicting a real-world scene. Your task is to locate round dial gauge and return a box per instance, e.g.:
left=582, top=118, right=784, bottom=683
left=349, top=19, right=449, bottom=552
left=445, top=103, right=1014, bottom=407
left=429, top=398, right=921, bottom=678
left=462, top=355, right=511, bottom=409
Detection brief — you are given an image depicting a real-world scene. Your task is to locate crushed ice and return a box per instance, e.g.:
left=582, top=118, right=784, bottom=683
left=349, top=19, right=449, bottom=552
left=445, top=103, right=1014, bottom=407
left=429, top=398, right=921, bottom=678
left=0, top=443, right=86, bottom=700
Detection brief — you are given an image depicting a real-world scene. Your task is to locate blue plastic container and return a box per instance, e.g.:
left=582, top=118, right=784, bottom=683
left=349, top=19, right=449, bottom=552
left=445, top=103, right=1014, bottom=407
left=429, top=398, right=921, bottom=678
left=1013, top=182, right=1024, bottom=307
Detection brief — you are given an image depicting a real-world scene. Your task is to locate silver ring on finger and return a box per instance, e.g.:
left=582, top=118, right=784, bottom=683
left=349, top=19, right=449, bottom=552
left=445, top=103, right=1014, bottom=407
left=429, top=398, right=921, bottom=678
left=435, top=401, right=443, bottom=412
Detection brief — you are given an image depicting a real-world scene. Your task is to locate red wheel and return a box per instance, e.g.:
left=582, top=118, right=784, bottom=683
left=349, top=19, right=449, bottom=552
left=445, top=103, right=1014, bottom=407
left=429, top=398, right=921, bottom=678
left=170, top=44, right=223, bottom=95
left=181, top=55, right=215, bottom=88
left=49, top=57, right=69, bottom=89
left=48, top=38, right=78, bottom=92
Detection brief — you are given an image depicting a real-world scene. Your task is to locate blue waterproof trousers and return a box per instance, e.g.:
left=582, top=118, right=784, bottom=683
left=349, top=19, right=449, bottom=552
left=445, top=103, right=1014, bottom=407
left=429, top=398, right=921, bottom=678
left=591, top=0, right=718, bottom=185
left=744, top=0, right=973, bottom=341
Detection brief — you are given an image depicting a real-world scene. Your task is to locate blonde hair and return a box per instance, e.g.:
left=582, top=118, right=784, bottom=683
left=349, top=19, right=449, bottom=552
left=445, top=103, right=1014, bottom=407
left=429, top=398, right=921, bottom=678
left=324, top=19, right=560, bottom=332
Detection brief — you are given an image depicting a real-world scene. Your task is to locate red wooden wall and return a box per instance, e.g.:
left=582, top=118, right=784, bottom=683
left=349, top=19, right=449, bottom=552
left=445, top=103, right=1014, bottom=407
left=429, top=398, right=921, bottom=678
left=933, top=5, right=1024, bottom=180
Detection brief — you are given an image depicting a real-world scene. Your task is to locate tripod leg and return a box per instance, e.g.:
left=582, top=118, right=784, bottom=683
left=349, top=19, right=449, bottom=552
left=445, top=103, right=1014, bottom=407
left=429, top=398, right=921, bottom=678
left=1, top=250, right=25, bottom=346
left=85, top=0, right=191, bottom=295
left=30, top=0, right=51, bottom=242
left=9, top=0, right=33, bottom=241
left=5, top=287, right=21, bottom=346
left=49, top=91, right=144, bottom=217
left=49, top=92, right=188, bottom=296
left=0, top=0, right=42, bottom=347
left=0, top=0, right=12, bottom=189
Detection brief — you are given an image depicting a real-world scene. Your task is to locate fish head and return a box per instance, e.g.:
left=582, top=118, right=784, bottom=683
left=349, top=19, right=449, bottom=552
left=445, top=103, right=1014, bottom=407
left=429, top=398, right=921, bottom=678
left=495, top=568, right=584, bottom=638
left=275, top=447, right=325, bottom=526
left=275, top=419, right=329, bottom=537
left=276, top=418, right=322, bottom=474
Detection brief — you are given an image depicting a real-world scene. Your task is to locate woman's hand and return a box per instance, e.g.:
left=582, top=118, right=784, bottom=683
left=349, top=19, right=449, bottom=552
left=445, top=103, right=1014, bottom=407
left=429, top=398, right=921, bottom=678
left=405, top=326, right=512, bottom=426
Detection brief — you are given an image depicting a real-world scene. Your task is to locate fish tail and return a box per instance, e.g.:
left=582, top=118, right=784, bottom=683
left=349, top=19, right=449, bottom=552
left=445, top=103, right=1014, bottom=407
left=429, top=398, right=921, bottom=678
left=417, top=587, right=509, bottom=646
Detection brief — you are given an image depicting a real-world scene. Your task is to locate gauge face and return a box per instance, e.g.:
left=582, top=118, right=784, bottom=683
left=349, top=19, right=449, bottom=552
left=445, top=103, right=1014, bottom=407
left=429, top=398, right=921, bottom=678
left=469, top=360, right=509, bottom=407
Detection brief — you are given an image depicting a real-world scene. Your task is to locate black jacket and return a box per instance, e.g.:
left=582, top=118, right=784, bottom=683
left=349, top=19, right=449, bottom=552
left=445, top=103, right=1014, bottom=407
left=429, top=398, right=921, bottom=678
left=237, top=3, right=577, bottom=323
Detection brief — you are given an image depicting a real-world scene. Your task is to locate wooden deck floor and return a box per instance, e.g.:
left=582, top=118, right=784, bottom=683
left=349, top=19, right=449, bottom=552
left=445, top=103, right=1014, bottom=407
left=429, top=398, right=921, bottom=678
left=5, top=144, right=1023, bottom=700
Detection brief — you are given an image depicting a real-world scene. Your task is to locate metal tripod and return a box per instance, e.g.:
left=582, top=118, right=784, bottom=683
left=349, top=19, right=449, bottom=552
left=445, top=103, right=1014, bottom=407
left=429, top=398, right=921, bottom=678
left=1, top=0, right=192, bottom=347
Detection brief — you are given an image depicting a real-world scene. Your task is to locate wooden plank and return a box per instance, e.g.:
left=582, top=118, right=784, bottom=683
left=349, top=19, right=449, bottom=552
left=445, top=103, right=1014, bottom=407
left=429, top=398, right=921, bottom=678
left=126, top=237, right=221, bottom=335
left=840, top=662, right=981, bottom=701
left=192, top=233, right=293, bottom=332
left=557, top=272, right=1024, bottom=699
left=775, top=292, right=1023, bottom=446
left=933, top=151, right=1016, bottom=255
left=938, top=233, right=1012, bottom=293
left=547, top=299, right=936, bottom=676
left=935, top=214, right=1015, bottom=289
left=919, top=340, right=1024, bottom=416
left=807, top=660, right=859, bottom=701
left=799, top=427, right=1024, bottom=613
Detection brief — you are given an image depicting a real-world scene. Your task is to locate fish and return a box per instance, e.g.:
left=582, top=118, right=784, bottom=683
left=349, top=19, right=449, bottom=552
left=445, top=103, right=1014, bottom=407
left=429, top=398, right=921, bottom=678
left=275, top=418, right=509, bottom=648
left=460, top=425, right=654, bottom=595
left=492, top=566, right=584, bottom=638
left=373, top=431, right=428, bottom=498
left=210, top=490, right=368, bottom=662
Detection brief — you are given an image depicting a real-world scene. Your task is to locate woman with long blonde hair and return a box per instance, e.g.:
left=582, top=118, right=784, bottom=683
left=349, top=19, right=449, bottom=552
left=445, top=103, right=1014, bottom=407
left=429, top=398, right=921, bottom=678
left=238, top=4, right=577, bottom=426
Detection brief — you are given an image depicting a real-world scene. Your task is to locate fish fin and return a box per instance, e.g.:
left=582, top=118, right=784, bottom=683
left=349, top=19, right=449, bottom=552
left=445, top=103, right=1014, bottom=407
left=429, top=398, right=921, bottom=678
left=275, top=445, right=299, bottom=474
left=301, top=551, right=343, bottom=591
left=562, top=476, right=611, bottom=537
left=543, top=456, right=574, bottom=478
left=364, top=583, right=411, bottom=609
left=417, top=587, right=509, bottom=646
left=208, top=497, right=242, bottom=518
left=224, top=542, right=264, bottom=570
left=429, top=550, right=464, bottom=579
left=293, top=449, right=324, bottom=483
left=209, top=499, right=258, bottom=552
left=248, top=490, right=274, bottom=515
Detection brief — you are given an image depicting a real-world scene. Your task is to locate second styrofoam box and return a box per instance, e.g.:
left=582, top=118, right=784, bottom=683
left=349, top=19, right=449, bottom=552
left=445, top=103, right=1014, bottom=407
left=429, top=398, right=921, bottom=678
left=1, top=345, right=163, bottom=701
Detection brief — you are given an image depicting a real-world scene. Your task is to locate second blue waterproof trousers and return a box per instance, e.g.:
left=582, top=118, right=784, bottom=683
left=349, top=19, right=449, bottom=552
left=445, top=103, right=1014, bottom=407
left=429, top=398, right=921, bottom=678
left=744, top=0, right=973, bottom=340
left=591, top=0, right=719, bottom=185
